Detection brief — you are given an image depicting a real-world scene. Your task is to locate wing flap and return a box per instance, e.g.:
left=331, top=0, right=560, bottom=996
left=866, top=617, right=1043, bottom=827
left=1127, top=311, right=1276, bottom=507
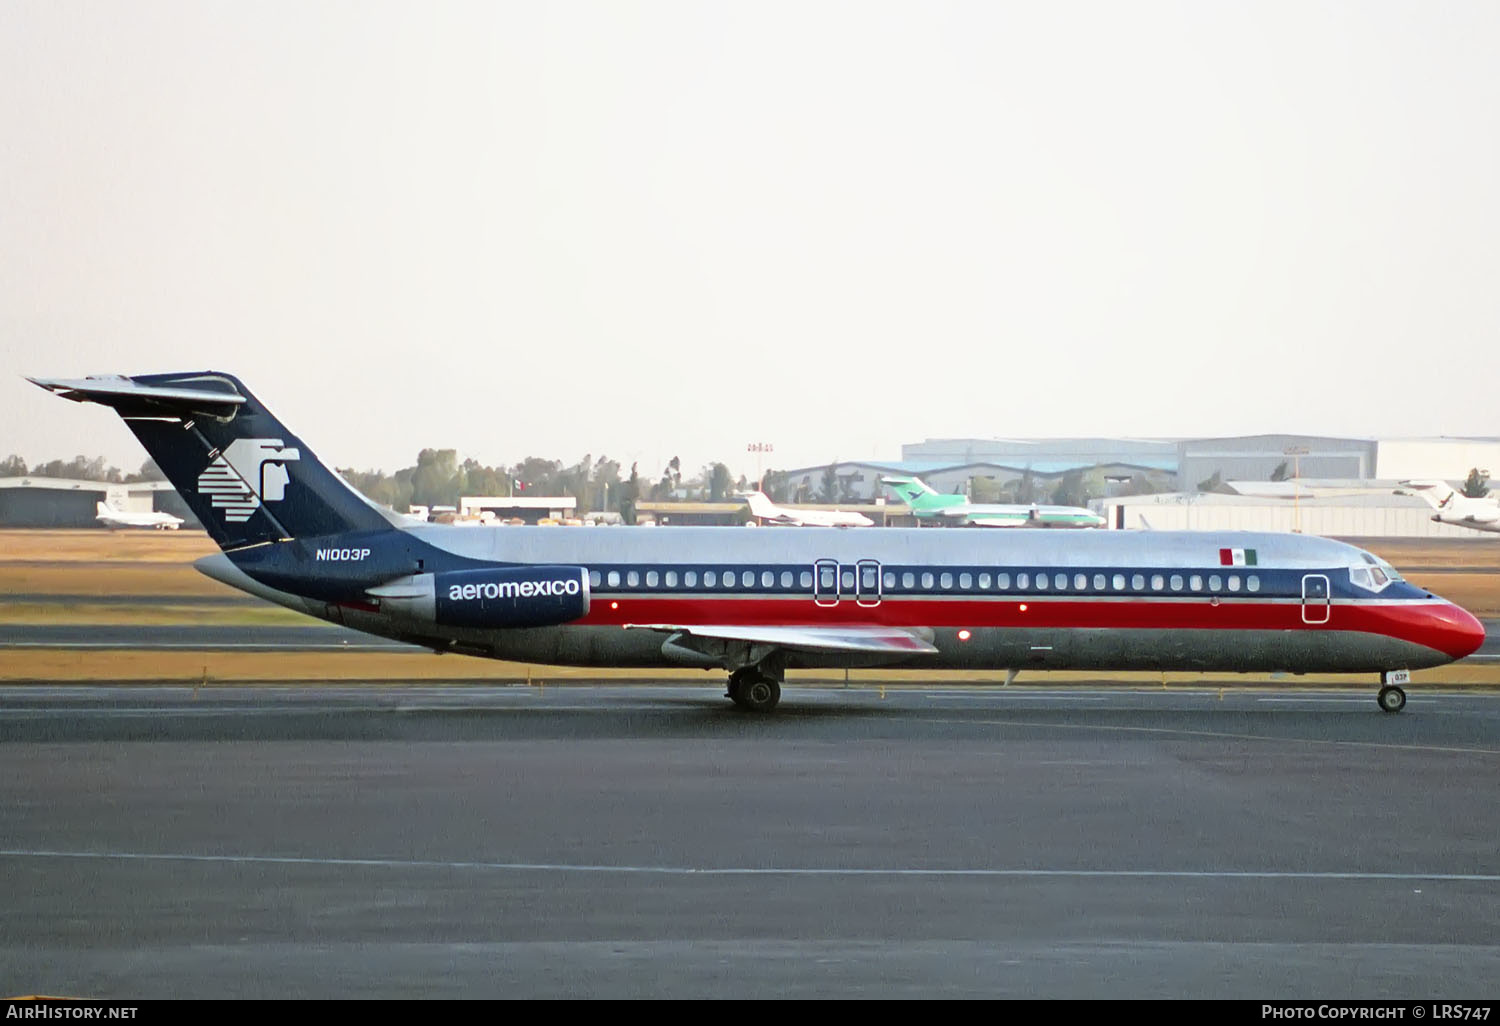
left=624, top=623, right=938, bottom=654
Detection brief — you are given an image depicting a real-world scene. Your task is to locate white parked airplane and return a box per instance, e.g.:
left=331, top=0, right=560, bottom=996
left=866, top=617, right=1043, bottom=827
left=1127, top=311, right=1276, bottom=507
left=741, top=491, right=873, bottom=527
left=96, top=499, right=184, bottom=530
left=1395, top=480, right=1500, bottom=533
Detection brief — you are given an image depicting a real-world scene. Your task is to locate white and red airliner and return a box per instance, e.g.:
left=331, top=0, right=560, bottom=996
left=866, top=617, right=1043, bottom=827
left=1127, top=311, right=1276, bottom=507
left=31, top=372, right=1486, bottom=713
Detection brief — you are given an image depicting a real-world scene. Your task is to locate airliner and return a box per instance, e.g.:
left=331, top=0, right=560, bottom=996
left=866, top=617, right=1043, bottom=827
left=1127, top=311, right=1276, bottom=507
left=1396, top=480, right=1500, bottom=534
left=882, top=475, right=1106, bottom=528
left=95, top=499, right=184, bottom=530
left=741, top=491, right=873, bottom=527
left=30, top=372, right=1484, bottom=714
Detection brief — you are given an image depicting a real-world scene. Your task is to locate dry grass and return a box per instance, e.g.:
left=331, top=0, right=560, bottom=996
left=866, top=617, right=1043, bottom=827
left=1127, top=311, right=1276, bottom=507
left=0, top=529, right=217, bottom=563
left=0, top=603, right=308, bottom=625
left=0, top=562, right=237, bottom=598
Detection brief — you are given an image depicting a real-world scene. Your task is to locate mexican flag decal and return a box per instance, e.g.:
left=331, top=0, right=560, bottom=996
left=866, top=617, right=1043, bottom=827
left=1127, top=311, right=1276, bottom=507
left=1219, top=547, right=1257, bottom=566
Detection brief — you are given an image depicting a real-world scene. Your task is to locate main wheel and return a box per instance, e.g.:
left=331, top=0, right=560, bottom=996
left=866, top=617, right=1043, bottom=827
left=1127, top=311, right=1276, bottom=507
left=739, top=674, right=781, bottom=713
left=1377, top=685, right=1407, bottom=713
left=726, top=669, right=752, bottom=707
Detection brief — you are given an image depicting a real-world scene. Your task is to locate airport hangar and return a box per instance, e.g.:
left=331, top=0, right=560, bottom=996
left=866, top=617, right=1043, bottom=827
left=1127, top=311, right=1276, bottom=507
left=0, top=477, right=197, bottom=528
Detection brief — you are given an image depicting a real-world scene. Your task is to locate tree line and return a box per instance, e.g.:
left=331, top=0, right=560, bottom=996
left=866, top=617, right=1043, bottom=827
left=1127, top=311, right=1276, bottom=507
left=1, top=454, right=164, bottom=483
left=2, top=448, right=1185, bottom=514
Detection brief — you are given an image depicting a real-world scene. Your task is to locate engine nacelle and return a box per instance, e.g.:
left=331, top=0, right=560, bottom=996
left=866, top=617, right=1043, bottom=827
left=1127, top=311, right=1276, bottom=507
left=369, top=565, right=590, bottom=629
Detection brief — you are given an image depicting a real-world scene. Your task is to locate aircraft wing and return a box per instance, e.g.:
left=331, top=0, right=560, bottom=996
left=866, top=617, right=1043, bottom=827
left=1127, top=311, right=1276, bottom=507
left=624, top=622, right=938, bottom=655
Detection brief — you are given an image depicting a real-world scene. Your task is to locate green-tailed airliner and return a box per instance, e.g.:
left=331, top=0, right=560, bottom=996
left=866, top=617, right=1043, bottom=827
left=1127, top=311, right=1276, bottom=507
left=882, top=476, right=1106, bottom=528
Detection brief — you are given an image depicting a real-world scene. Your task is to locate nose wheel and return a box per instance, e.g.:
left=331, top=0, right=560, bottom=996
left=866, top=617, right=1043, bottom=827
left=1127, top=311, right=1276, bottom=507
left=1377, top=685, right=1406, bottom=713
left=727, top=668, right=782, bottom=713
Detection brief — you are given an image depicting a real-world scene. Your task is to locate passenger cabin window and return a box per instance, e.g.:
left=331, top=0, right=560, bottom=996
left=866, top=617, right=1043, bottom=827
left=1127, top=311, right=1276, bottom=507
left=940, top=572, right=953, bottom=590
left=819, top=566, right=835, bottom=591
left=743, top=570, right=755, bottom=589
left=1189, top=574, right=1203, bottom=592
left=978, top=573, right=991, bottom=589
left=1092, top=573, right=1105, bottom=590
left=589, top=570, right=602, bottom=588
left=1247, top=575, right=1260, bottom=592
left=665, top=571, right=678, bottom=588
left=1113, top=574, right=1126, bottom=591
left=921, top=572, right=935, bottom=589
left=1074, top=573, right=1087, bottom=590
left=607, top=571, right=621, bottom=588
left=1055, top=573, right=1068, bottom=590
left=862, top=566, right=878, bottom=591
left=841, top=569, right=855, bottom=591
left=997, top=573, right=1011, bottom=590
left=761, top=571, right=774, bottom=589
left=884, top=572, right=896, bottom=589
left=781, top=571, right=794, bottom=588
left=1170, top=574, right=1183, bottom=591
left=685, top=571, right=698, bottom=588
left=1016, top=573, right=1028, bottom=589
left=1207, top=574, right=1221, bottom=592
left=1227, top=575, right=1242, bottom=592
left=799, top=570, right=812, bottom=589
left=705, top=571, right=717, bottom=588
left=646, top=571, right=659, bottom=587
left=902, top=572, right=915, bottom=589
left=959, top=573, right=972, bottom=589
left=1131, top=574, right=1144, bottom=591
left=1151, top=574, right=1164, bottom=591
left=1036, top=573, right=1048, bottom=591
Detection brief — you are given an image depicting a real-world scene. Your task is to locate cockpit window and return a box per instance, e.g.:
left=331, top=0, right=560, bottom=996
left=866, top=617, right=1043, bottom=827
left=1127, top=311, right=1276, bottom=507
left=1349, top=566, right=1391, bottom=592
left=1355, top=549, right=1404, bottom=582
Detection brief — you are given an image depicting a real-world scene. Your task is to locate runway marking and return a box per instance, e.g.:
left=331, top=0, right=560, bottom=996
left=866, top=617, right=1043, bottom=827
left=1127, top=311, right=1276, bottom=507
left=0, top=642, right=410, bottom=649
left=2, top=849, right=1499, bottom=882
left=1255, top=697, right=1379, bottom=705
left=924, top=693, right=1107, bottom=702
left=921, top=716, right=1500, bottom=756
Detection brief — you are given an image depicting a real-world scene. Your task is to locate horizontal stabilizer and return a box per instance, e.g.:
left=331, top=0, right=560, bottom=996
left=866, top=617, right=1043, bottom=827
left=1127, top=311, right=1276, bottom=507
left=28, top=374, right=246, bottom=419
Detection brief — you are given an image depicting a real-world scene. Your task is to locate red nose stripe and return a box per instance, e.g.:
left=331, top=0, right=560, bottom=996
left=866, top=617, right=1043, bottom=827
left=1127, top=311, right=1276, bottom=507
left=1361, top=601, right=1487, bottom=660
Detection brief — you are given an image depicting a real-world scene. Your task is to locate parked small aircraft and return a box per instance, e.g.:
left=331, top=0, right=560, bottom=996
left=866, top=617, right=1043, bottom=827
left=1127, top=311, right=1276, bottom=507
left=882, top=475, right=1105, bottom=528
left=741, top=491, right=872, bottom=527
left=1396, top=480, right=1500, bottom=533
left=95, top=499, right=183, bottom=530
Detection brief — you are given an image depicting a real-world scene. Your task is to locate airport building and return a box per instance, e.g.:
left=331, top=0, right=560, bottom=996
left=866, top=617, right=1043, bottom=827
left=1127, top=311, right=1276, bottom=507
left=0, top=477, right=197, bottom=528
left=777, top=459, right=1175, bottom=503
left=1093, top=488, right=1486, bottom=539
left=457, top=495, right=578, bottom=524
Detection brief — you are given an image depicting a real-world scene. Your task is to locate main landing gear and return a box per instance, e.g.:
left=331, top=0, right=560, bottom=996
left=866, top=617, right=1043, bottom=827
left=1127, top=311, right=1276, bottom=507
left=1378, top=669, right=1410, bottom=713
left=726, top=667, right=782, bottom=713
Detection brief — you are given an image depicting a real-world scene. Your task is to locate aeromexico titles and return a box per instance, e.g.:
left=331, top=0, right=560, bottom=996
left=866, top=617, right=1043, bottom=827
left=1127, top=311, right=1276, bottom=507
left=30, top=372, right=1485, bottom=713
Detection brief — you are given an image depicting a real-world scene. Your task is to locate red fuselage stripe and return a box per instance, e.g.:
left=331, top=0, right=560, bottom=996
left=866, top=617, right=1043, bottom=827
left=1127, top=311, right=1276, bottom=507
left=578, top=596, right=1480, bottom=658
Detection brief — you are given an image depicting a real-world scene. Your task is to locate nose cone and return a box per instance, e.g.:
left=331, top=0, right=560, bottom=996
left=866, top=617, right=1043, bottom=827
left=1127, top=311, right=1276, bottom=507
left=1424, top=601, right=1486, bottom=661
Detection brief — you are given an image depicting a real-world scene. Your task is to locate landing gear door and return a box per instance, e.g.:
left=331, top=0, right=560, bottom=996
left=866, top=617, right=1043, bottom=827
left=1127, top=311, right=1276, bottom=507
left=1301, top=574, right=1330, bottom=624
left=814, top=559, right=839, bottom=607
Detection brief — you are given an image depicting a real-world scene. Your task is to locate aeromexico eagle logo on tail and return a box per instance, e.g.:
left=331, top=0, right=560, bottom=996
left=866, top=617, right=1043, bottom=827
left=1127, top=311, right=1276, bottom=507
left=196, top=438, right=301, bottom=522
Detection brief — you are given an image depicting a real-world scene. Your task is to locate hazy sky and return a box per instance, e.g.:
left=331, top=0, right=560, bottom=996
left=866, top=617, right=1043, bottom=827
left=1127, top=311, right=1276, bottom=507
left=4, top=1, right=1498, bottom=482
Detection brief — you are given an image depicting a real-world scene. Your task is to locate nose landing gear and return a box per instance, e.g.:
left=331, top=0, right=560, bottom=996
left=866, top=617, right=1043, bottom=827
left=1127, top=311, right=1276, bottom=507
left=1378, top=669, right=1410, bottom=713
